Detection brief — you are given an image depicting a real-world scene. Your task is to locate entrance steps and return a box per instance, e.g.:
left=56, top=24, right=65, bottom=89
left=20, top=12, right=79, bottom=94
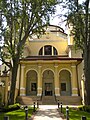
left=17, top=96, right=82, bottom=105
left=42, top=96, right=57, bottom=105
left=56, top=96, right=82, bottom=105
left=17, top=96, right=41, bottom=105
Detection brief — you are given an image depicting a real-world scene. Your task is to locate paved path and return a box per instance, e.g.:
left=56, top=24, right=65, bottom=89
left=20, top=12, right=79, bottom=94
left=31, top=105, right=66, bottom=120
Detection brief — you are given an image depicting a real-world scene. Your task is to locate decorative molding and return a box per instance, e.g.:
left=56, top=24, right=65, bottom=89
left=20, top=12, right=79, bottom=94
left=20, top=87, right=25, bottom=90
left=29, top=40, right=67, bottom=42
left=55, top=88, right=60, bottom=90
left=25, top=69, right=38, bottom=76
left=72, top=88, right=78, bottom=90
left=38, top=65, right=42, bottom=68
left=20, top=94, right=25, bottom=96
left=42, top=69, right=54, bottom=75
left=54, top=65, right=58, bottom=68
left=55, top=94, right=60, bottom=96
left=59, top=68, right=72, bottom=77
left=37, top=94, right=41, bottom=96
left=21, top=65, right=25, bottom=69
left=37, top=87, right=42, bottom=90
left=72, top=94, right=78, bottom=96
left=71, top=65, right=76, bottom=68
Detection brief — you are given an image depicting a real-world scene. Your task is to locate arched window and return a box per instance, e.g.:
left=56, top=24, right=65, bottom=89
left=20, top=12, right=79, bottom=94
left=39, top=45, right=58, bottom=55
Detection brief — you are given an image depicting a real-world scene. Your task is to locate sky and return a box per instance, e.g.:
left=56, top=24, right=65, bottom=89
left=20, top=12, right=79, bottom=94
left=50, top=4, right=67, bottom=33
left=50, top=0, right=88, bottom=33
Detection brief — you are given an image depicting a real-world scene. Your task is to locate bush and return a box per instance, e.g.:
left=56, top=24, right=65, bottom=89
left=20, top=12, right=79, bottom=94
left=0, top=103, right=20, bottom=112
left=83, top=106, right=90, bottom=113
left=78, top=105, right=84, bottom=111
left=78, top=105, right=90, bottom=113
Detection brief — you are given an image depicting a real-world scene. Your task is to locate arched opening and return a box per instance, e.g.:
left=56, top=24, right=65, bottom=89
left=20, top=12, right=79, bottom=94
left=26, top=70, right=37, bottom=96
left=59, top=70, right=72, bottom=96
left=39, top=45, right=58, bottom=55
left=42, top=70, right=54, bottom=96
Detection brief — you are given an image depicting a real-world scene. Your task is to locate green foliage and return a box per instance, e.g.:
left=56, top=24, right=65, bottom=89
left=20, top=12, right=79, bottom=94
left=7, top=103, right=20, bottom=109
left=0, top=106, right=34, bottom=120
left=62, top=0, right=90, bottom=105
left=62, top=0, right=90, bottom=50
left=78, top=105, right=84, bottom=111
left=62, top=107, right=90, bottom=120
left=78, top=105, right=90, bottom=113
left=0, top=103, right=20, bottom=112
left=0, top=0, right=58, bottom=67
left=0, top=0, right=59, bottom=104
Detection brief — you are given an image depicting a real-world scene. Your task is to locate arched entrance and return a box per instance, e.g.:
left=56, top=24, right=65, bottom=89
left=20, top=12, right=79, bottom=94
left=42, top=70, right=54, bottom=96
left=59, top=70, right=72, bottom=96
left=26, top=70, right=37, bottom=96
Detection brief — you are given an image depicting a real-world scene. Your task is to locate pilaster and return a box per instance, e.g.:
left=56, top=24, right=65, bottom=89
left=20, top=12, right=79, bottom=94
left=37, top=65, right=42, bottom=96
left=81, top=78, right=85, bottom=105
left=54, top=65, right=60, bottom=96
left=71, top=65, right=78, bottom=96
left=20, top=65, right=25, bottom=96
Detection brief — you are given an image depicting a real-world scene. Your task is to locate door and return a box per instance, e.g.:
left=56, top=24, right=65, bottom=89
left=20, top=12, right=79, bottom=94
left=45, top=83, right=52, bottom=96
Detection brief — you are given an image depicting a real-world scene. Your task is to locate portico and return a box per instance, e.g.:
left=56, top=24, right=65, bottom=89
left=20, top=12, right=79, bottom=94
left=19, top=57, right=82, bottom=97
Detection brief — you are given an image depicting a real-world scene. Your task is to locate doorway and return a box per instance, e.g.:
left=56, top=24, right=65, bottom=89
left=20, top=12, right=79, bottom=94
left=26, top=70, right=37, bottom=96
left=45, top=83, right=52, bottom=96
left=43, top=70, right=54, bottom=96
left=59, top=70, right=72, bottom=96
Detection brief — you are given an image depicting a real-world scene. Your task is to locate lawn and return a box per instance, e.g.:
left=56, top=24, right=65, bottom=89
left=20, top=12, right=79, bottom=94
left=0, top=107, right=34, bottom=120
left=62, top=107, right=90, bottom=120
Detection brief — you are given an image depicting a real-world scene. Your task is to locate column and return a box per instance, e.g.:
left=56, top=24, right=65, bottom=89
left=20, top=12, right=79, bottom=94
left=81, top=74, right=85, bottom=105
left=54, top=65, right=60, bottom=96
left=20, top=65, right=25, bottom=96
left=37, top=66, right=42, bottom=96
left=71, top=65, right=78, bottom=96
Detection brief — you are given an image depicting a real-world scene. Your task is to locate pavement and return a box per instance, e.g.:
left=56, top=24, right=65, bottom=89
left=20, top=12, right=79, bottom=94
left=30, top=105, right=66, bottom=120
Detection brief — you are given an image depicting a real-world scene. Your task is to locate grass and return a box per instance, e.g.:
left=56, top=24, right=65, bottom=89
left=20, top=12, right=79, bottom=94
left=0, top=107, right=34, bottom=120
left=62, top=107, right=90, bottom=120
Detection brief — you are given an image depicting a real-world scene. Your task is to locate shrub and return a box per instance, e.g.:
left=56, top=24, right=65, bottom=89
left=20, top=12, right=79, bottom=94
left=78, top=105, right=90, bottom=113
left=0, top=103, right=20, bottom=112
left=78, top=105, right=84, bottom=111
left=83, top=106, right=90, bottom=113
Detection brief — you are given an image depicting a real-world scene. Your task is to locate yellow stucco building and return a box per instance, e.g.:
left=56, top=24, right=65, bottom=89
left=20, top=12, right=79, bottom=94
left=16, top=25, right=84, bottom=105
left=0, top=25, right=84, bottom=105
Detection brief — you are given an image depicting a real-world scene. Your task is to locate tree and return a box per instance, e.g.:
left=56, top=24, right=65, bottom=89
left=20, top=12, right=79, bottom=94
left=62, top=0, right=90, bottom=105
left=0, top=0, right=59, bottom=105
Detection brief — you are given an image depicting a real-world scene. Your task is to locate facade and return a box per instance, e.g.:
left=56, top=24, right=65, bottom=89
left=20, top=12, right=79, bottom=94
left=18, top=25, right=83, bottom=100
left=0, top=25, right=84, bottom=105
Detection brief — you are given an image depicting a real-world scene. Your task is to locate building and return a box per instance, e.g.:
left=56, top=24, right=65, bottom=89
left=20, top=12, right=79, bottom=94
left=0, top=25, right=84, bottom=105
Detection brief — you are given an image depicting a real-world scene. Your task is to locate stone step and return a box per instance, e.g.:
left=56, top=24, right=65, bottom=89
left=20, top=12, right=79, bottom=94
left=17, top=96, right=82, bottom=105
left=42, top=96, right=57, bottom=105
left=56, top=96, right=82, bottom=105
left=17, top=96, right=41, bottom=105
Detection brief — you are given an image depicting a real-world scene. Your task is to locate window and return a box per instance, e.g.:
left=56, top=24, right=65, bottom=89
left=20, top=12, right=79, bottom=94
left=39, top=47, right=43, bottom=55
left=53, top=47, right=58, bottom=55
left=31, top=83, right=37, bottom=91
left=44, top=45, right=52, bottom=55
left=39, top=45, right=58, bottom=55
left=61, top=83, right=66, bottom=91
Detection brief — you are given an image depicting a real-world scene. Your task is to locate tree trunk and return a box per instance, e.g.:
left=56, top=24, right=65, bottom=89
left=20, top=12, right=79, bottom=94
left=84, top=0, right=90, bottom=105
left=84, top=46, right=90, bottom=105
left=8, top=57, right=19, bottom=105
